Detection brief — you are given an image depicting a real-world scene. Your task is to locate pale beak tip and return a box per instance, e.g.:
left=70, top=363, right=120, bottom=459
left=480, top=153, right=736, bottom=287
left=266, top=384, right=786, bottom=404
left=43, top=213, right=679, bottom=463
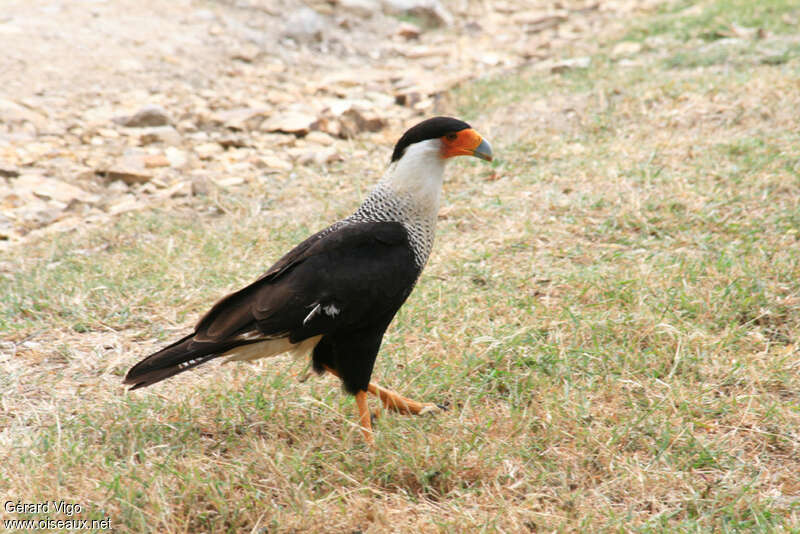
left=473, top=138, right=493, bottom=162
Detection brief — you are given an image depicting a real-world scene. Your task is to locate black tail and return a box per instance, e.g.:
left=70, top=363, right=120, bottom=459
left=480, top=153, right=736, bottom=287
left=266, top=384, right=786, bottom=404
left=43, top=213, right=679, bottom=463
left=123, top=334, right=230, bottom=390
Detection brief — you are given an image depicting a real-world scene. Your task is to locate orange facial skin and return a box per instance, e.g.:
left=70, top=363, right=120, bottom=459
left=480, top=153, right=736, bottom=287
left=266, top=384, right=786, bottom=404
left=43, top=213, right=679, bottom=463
left=441, top=128, right=493, bottom=161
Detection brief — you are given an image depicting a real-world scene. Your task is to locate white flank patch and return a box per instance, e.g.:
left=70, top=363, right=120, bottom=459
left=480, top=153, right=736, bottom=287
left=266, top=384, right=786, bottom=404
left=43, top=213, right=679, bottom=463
left=287, top=335, right=322, bottom=361
left=222, top=335, right=323, bottom=364
left=323, top=304, right=340, bottom=317
left=222, top=337, right=294, bottom=363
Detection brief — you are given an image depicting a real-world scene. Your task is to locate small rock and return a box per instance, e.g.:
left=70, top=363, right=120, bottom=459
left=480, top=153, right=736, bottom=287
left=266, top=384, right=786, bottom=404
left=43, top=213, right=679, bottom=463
left=195, top=142, right=224, bottom=159
left=96, top=128, right=120, bottom=138
left=165, top=147, right=190, bottom=168
left=138, top=126, right=182, bottom=146
left=321, top=120, right=342, bottom=138
left=338, top=0, right=379, bottom=18
left=381, top=0, right=453, bottom=27
left=0, top=166, right=19, bottom=178
left=396, top=21, right=422, bottom=39
left=513, top=10, right=568, bottom=33
left=215, top=107, right=270, bottom=131
left=214, top=176, right=246, bottom=188
left=113, top=105, right=171, bottom=127
left=611, top=41, right=642, bottom=58
left=395, top=89, right=423, bottom=107
left=100, top=154, right=154, bottom=185
left=101, top=168, right=153, bottom=185
left=107, top=180, right=129, bottom=194
left=143, top=154, right=170, bottom=168
left=157, top=180, right=192, bottom=198
left=218, top=135, right=249, bottom=149
left=550, top=56, right=591, bottom=73
left=12, top=174, right=100, bottom=205
left=190, top=175, right=212, bottom=196
left=301, top=147, right=342, bottom=166
left=229, top=44, right=262, bottom=63
left=256, top=155, right=293, bottom=172
left=261, top=112, right=322, bottom=136
left=107, top=194, right=144, bottom=215
left=0, top=98, right=47, bottom=128
left=339, top=107, right=388, bottom=137
left=305, top=131, right=335, bottom=146
left=0, top=214, right=17, bottom=241
left=283, top=8, right=326, bottom=42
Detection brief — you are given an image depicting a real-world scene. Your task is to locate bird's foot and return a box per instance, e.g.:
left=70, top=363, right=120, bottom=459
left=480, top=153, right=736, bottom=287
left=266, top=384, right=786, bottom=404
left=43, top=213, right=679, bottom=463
left=417, top=402, right=445, bottom=416
left=367, top=383, right=445, bottom=416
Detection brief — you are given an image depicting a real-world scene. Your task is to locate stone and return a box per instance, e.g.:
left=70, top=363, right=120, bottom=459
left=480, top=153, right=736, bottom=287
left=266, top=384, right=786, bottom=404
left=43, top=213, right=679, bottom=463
left=101, top=168, right=153, bottom=185
left=397, top=22, right=422, bottom=39
left=549, top=56, right=591, bottom=73
left=100, top=154, right=155, bottom=185
left=381, top=0, right=453, bottom=27
left=229, top=44, right=262, bottom=63
left=214, top=176, right=245, bottom=188
left=143, top=154, right=170, bottom=168
left=107, top=180, right=129, bottom=194
left=195, top=142, right=224, bottom=159
left=107, top=194, right=144, bottom=215
left=156, top=180, right=192, bottom=198
left=261, top=112, right=321, bottom=136
left=165, top=147, right=189, bottom=168
left=0, top=166, right=19, bottom=178
left=297, top=146, right=342, bottom=166
left=256, top=155, right=293, bottom=172
left=12, top=174, right=99, bottom=205
left=0, top=98, right=47, bottom=129
left=513, top=11, right=568, bottom=33
left=214, top=107, right=270, bottom=131
left=138, top=126, right=182, bottom=146
left=339, top=107, right=388, bottom=137
left=305, top=131, right=335, bottom=146
left=113, top=105, right=171, bottom=127
left=338, top=0, right=379, bottom=18
left=611, top=41, right=642, bottom=58
left=218, top=135, right=249, bottom=149
left=283, top=8, right=326, bottom=42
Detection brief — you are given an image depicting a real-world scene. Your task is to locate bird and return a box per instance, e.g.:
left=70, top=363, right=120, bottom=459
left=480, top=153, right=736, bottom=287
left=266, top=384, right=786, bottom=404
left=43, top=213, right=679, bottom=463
left=124, top=116, right=494, bottom=444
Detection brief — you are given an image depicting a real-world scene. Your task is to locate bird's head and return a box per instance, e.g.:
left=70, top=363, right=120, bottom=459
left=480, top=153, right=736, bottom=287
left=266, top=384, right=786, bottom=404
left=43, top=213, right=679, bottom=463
left=390, top=116, right=493, bottom=164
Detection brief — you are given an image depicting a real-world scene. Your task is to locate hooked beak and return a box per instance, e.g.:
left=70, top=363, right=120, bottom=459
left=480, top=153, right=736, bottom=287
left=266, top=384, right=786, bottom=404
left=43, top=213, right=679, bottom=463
left=472, top=138, right=493, bottom=162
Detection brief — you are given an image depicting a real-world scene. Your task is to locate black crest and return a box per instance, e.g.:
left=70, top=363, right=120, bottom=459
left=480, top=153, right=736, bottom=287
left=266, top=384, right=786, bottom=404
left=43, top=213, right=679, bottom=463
left=390, top=116, right=471, bottom=162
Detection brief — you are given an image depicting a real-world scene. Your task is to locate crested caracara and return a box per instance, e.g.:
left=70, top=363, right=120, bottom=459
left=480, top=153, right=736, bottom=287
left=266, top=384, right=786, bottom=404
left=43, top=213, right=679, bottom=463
left=124, top=116, right=494, bottom=444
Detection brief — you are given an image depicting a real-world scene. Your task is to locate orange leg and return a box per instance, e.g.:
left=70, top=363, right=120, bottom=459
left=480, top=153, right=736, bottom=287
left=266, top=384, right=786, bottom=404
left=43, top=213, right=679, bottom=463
left=355, top=390, right=374, bottom=445
left=367, top=382, right=442, bottom=415
left=323, top=365, right=442, bottom=417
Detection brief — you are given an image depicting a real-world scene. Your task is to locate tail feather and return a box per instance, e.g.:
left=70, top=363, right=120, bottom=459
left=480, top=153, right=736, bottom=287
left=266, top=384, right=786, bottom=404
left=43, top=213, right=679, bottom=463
left=123, top=334, right=233, bottom=390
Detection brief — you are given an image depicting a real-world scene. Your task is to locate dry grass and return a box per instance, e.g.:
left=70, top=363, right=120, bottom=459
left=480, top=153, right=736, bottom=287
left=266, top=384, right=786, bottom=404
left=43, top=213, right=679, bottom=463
left=3, top=1, right=800, bottom=532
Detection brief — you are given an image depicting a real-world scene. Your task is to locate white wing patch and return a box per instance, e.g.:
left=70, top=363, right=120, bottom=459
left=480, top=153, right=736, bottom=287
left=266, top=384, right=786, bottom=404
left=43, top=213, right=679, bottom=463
left=303, top=302, right=341, bottom=325
left=303, top=303, right=321, bottom=326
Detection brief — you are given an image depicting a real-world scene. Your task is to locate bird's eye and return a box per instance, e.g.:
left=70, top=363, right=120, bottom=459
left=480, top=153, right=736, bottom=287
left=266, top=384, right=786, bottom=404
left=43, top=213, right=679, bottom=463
left=445, top=132, right=458, bottom=141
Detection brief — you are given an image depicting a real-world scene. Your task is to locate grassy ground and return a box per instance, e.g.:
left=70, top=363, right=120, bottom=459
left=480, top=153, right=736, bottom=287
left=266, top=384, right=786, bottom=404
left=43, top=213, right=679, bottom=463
left=2, top=0, right=800, bottom=532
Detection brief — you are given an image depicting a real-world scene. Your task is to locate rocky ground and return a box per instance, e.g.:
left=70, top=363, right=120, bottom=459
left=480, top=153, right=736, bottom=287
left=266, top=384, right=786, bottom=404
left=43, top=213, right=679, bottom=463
left=0, top=0, right=658, bottom=246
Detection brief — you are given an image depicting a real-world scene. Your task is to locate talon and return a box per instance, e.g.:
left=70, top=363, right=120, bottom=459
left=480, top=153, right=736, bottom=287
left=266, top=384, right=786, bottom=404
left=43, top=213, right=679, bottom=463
left=418, top=403, right=444, bottom=415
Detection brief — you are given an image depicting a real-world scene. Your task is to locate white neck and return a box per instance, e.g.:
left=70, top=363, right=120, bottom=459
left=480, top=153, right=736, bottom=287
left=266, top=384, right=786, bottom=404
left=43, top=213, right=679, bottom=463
left=379, top=139, right=446, bottom=220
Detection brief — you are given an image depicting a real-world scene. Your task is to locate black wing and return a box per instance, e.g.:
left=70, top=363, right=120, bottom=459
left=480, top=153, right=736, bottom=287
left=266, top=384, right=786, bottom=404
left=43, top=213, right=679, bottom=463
left=124, top=221, right=421, bottom=389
